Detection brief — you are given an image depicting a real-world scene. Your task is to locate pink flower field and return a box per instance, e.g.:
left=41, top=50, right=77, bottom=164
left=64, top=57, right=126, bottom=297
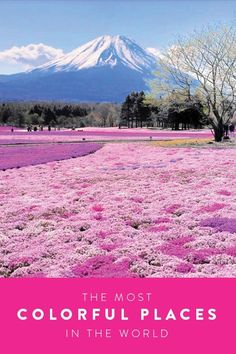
left=0, top=141, right=235, bottom=278
left=0, top=127, right=212, bottom=144
left=0, top=143, right=102, bottom=170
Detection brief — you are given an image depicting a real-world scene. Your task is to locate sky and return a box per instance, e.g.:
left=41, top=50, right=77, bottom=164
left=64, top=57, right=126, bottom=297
left=1, top=0, right=236, bottom=74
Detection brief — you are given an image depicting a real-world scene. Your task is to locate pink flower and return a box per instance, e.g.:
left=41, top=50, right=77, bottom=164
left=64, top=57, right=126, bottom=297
left=148, top=225, right=169, bottom=232
left=164, top=204, right=181, bottom=214
left=93, top=213, right=104, bottom=221
left=176, top=263, right=195, bottom=274
left=91, top=204, right=104, bottom=212
left=130, top=196, right=144, bottom=203
left=154, top=217, right=171, bottom=224
left=217, top=190, right=231, bottom=196
left=72, top=255, right=137, bottom=278
left=198, top=203, right=226, bottom=213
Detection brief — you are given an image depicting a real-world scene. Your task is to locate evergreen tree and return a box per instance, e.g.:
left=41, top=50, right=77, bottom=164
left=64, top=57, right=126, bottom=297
left=120, top=92, right=151, bottom=128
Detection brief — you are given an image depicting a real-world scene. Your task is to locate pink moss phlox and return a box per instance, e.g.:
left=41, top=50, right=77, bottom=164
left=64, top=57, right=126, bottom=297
left=7, top=256, right=36, bottom=270
left=198, top=203, right=226, bottom=213
left=170, top=158, right=184, bottom=163
left=23, top=272, right=45, bottom=278
left=164, top=204, right=182, bottom=214
left=130, top=196, right=144, bottom=203
left=200, top=217, right=236, bottom=233
left=1, top=140, right=235, bottom=278
left=187, top=248, right=220, bottom=264
left=175, top=262, right=195, bottom=274
left=91, top=204, right=104, bottom=212
left=158, top=236, right=194, bottom=259
left=148, top=225, right=169, bottom=232
left=217, top=190, right=231, bottom=196
left=99, top=239, right=123, bottom=251
left=171, top=235, right=195, bottom=246
left=72, top=255, right=136, bottom=278
left=226, top=247, right=236, bottom=257
left=0, top=143, right=102, bottom=170
left=81, top=183, right=91, bottom=188
left=96, top=230, right=111, bottom=239
left=158, top=244, right=189, bottom=259
left=61, top=211, right=77, bottom=219
left=154, top=217, right=171, bottom=224
left=93, top=213, right=105, bottom=221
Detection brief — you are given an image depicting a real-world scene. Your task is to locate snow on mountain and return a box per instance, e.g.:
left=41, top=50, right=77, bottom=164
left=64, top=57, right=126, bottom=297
left=33, top=35, right=157, bottom=74
left=146, top=47, right=163, bottom=59
left=0, top=35, right=161, bottom=102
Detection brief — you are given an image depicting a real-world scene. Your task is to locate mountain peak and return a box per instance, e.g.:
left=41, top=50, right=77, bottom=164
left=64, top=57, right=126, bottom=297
left=33, top=34, right=157, bottom=74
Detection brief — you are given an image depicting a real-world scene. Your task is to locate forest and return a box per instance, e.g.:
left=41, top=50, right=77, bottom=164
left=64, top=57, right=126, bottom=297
left=0, top=101, right=121, bottom=129
left=0, top=90, right=207, bottom=130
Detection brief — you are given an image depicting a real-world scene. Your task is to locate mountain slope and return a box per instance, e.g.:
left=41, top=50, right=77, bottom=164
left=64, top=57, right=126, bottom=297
left=33, top=35, right=157, bottom=74
left=0, top=35, right=158, bottom=102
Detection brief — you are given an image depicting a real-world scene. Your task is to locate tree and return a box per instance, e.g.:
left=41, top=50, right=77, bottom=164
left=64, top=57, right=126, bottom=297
left=134, top=91, right=151, bottom=128
left=151, top=25, right=236, bottom=141
left=15, top=112, right=25, bottom=127
left=0, top=104, right=11, bottom=124
left=165, top=90, right=206, bottom=130
left=120, top=94, right=134, bottom=128
left=120, top=92, right=151, bottom=128
left=42, top=107, right=57, bottom=126
left=146, top=90, right=206, bottom=130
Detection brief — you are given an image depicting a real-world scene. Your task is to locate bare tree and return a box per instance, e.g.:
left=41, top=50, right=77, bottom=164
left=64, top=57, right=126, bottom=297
left=151, top=25, right=236, bottom=141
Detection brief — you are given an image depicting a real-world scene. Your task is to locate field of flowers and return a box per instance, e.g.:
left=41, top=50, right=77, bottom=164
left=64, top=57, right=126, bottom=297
left=0, top=141, right=235, bottom=278
left=0, top=127, right=212, bottom=144
left=0, top=143, right=102, bottom=170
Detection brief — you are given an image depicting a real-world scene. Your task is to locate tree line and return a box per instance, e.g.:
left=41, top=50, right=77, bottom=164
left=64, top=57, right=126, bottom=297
left=0, top=102, right=120, bottom=129
left=120, top=90, right=206, bottom=130
left=0, top=93, right=207, bottom=132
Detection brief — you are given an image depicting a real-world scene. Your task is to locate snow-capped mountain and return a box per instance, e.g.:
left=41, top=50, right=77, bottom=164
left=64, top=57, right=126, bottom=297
left=146, top=47, right=163, bottom=59
left=0, top=35, right=159, bottom=102
left=33, top=35, right=157, bottom=73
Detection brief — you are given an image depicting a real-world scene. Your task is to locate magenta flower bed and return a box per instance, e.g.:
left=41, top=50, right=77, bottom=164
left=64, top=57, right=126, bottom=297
left=0, top=126, right=21, bottom=131
left=0, top=143, right=102, bottom=170
left=0, top=127, right=212, bottom=144
left=0, top=143, right=235, bottom=278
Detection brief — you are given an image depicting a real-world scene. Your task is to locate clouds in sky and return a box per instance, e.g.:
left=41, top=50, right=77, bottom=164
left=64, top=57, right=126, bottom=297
left=0, top=44, right=64, bottom=74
